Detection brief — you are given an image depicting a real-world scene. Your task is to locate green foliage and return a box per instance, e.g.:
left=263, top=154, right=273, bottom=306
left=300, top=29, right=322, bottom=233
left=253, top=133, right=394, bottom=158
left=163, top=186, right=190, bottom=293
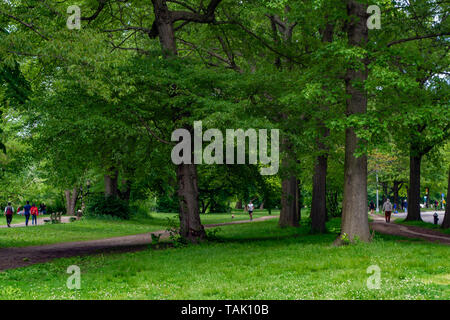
left=156, top=192, right=179, bottom=213
left=85, top=194, right=131, bottom=220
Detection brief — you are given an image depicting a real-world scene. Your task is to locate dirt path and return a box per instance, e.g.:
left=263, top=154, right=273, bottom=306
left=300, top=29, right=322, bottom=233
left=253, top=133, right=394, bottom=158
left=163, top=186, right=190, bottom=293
left=369, top=214, right=450, bottom=245
left=1, top=214, right=448, bottom=272
left=0, top=216, right=76, bottom=228
left=0, top=215, right=278, bottom=271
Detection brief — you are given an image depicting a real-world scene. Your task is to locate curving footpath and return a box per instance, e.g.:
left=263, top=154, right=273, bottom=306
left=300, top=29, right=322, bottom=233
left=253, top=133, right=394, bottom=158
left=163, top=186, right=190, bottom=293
left=0, top=215, right=278, bottom=271
left=369, top=214, right=450, bottom=245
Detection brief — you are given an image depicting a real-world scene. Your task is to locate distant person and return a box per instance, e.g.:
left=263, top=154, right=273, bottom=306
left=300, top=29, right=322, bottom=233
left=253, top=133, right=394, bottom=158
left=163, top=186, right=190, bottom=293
left=382, top=199, right=393, bottom=223
left=369, top=200, right=375, bottom=214
left=23, top=201, right=32, bottom=226
left=393, top=202, right=398, bottom=214
left=248, top=201, right=254, bottom=221
left=4, top=202, right=14, bottom=227
left=39, top=203, right=47, bottom=215
left=403, top=199, right=408, bottom=213
left=30, top=203, right=39, bottom=225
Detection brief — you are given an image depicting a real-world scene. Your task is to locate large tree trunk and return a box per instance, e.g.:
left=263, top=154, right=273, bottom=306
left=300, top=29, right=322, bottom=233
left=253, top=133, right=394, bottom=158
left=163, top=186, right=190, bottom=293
left=442, top=167, right=450, bottom=229
left=279, top=137, right=300, bottom=227
left=337, top=0, right=370, bottom=244
left=177, top=163, right=206, bottom=241
left=280, top=174, right=300, bottom=227
left=64, top=187, right=78, bottom=217
left=152, top=0, right=205, bottom=242
left=310, top=23, right=333, bottom=234
left=406, top=155, right=422, bottom=221
left=311, top=153, right=328, bottom=233
left=235, top=200, right=243, bottom=209
left=152, top=0, right=177, bottom=56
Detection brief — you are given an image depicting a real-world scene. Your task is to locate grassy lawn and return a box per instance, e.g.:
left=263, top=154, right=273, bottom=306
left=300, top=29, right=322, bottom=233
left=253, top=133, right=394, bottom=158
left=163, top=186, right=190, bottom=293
left=0, top=218, right=448, bottom=300
left=0, top=215, right=27, bottom=226
left=0, top=210, right=274, bottom=248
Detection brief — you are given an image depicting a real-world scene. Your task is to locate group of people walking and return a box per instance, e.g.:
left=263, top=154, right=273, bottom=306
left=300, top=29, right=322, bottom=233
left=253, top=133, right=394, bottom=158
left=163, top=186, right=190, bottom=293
left=3, top=201, right=46, bottom=228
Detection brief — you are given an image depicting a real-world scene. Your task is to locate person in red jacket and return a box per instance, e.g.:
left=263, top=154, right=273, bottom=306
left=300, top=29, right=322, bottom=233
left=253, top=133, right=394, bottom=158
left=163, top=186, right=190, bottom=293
left=30, top=203, right=39, bottom=226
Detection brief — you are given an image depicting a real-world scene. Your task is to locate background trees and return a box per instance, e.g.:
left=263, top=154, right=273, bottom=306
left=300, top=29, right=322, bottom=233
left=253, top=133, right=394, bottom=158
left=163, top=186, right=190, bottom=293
left=0, top=0, right=448, bottom=243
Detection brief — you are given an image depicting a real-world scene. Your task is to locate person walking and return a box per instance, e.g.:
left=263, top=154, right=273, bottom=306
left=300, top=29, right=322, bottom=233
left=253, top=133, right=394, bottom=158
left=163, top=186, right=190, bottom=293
left=382, top=198, right=393, bottom=223
left=30, top=203, right=39, bottom=226
left=4, top=202, right=14, bottom=227
left=369, top=200, right=375, bottom=214
left=23, top=201, right=32, bottom=227
left=39, top=203, right=47, bottom=215
left=248, top=201, right=254, bottom=221
left=403, top=199, right=408, bottom=213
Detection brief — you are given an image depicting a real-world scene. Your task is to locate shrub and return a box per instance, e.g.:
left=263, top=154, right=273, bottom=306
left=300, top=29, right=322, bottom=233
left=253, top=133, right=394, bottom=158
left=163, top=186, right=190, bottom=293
left=156, top=194, right=179, bottom=213
left=86, top=194, right=131, bottom=220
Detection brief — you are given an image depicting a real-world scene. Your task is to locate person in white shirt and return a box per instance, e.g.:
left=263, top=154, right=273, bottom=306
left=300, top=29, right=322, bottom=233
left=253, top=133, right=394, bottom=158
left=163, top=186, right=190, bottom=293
left=248, top=201, right=254, bottom=221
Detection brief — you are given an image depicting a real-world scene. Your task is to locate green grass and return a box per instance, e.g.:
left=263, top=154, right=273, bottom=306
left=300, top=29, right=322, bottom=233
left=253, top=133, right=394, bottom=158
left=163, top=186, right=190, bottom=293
left=0, top=210, right=274, bottom=248
left=395, top=219, right=450, bottom=235
left=0, top=217, right=448, bottom=300
left=0, top=215, right=27, bottom=225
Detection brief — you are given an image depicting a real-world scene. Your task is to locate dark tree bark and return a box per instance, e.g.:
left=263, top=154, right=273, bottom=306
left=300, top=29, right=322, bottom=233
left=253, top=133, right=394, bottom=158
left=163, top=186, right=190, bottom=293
left=311, top=153, right=328, bottom=233
left=310, top=23, right=333, bottom=234
left=104, top=170, right=119, bottom=198
left=279, top=173, right=300, bottom=227
left=337, top=0, right=371, bottom=244
left=392, top=181, right=400, bottom=208
left=442, top=167, right=450, bottom=229
left=279, top=136, right=300, bottom=227
left=406, top=155, right=423, bottom=221
left=177, top=162, right=205, bottom=241
left=235, top=200, right=243, bottom=209
left=150, top=0, right=222, bottom=242
left=64, top=187, right=79, bottom=217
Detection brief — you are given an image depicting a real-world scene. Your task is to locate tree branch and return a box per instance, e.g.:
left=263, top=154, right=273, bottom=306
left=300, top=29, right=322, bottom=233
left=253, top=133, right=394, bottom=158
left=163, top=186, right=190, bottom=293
left=388, top=32, right=450, bottom=47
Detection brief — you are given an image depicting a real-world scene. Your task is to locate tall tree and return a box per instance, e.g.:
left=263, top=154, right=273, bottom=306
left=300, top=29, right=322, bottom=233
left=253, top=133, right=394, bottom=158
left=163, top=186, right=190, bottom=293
left=337, top=0, right=371, bottom=243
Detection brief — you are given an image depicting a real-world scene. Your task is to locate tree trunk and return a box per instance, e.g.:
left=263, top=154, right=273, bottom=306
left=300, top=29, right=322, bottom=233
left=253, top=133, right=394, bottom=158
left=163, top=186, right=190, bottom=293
left=279, top=173, right=300, bottom=227
left=392, top=181, right=400, bottom=208
left=64, top=187, right=78, bottom=217
left=310, top=22, right=333, bottom=234
left=442, top=167, right=450, bottom=229
left=104, top=171, right=119, bottom=198
left=152, top=0, right=177, bottom=56
left=311, top=153, right=328, bottom=233
left=152, top=0, right=205, bottom=242
left=177, top=163, right=206, bottom=241
left=406, top=155, right=422, bottom=221
left=337, top=0, right=370, bottom=244
left=235, top=200, right=243, bottom=209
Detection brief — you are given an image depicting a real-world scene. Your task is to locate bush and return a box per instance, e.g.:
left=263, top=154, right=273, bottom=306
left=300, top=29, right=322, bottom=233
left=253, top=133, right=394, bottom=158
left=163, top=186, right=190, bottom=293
left=156, top=193, right=179, bottom=213
left=86, top=194, right=131, bottom=220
